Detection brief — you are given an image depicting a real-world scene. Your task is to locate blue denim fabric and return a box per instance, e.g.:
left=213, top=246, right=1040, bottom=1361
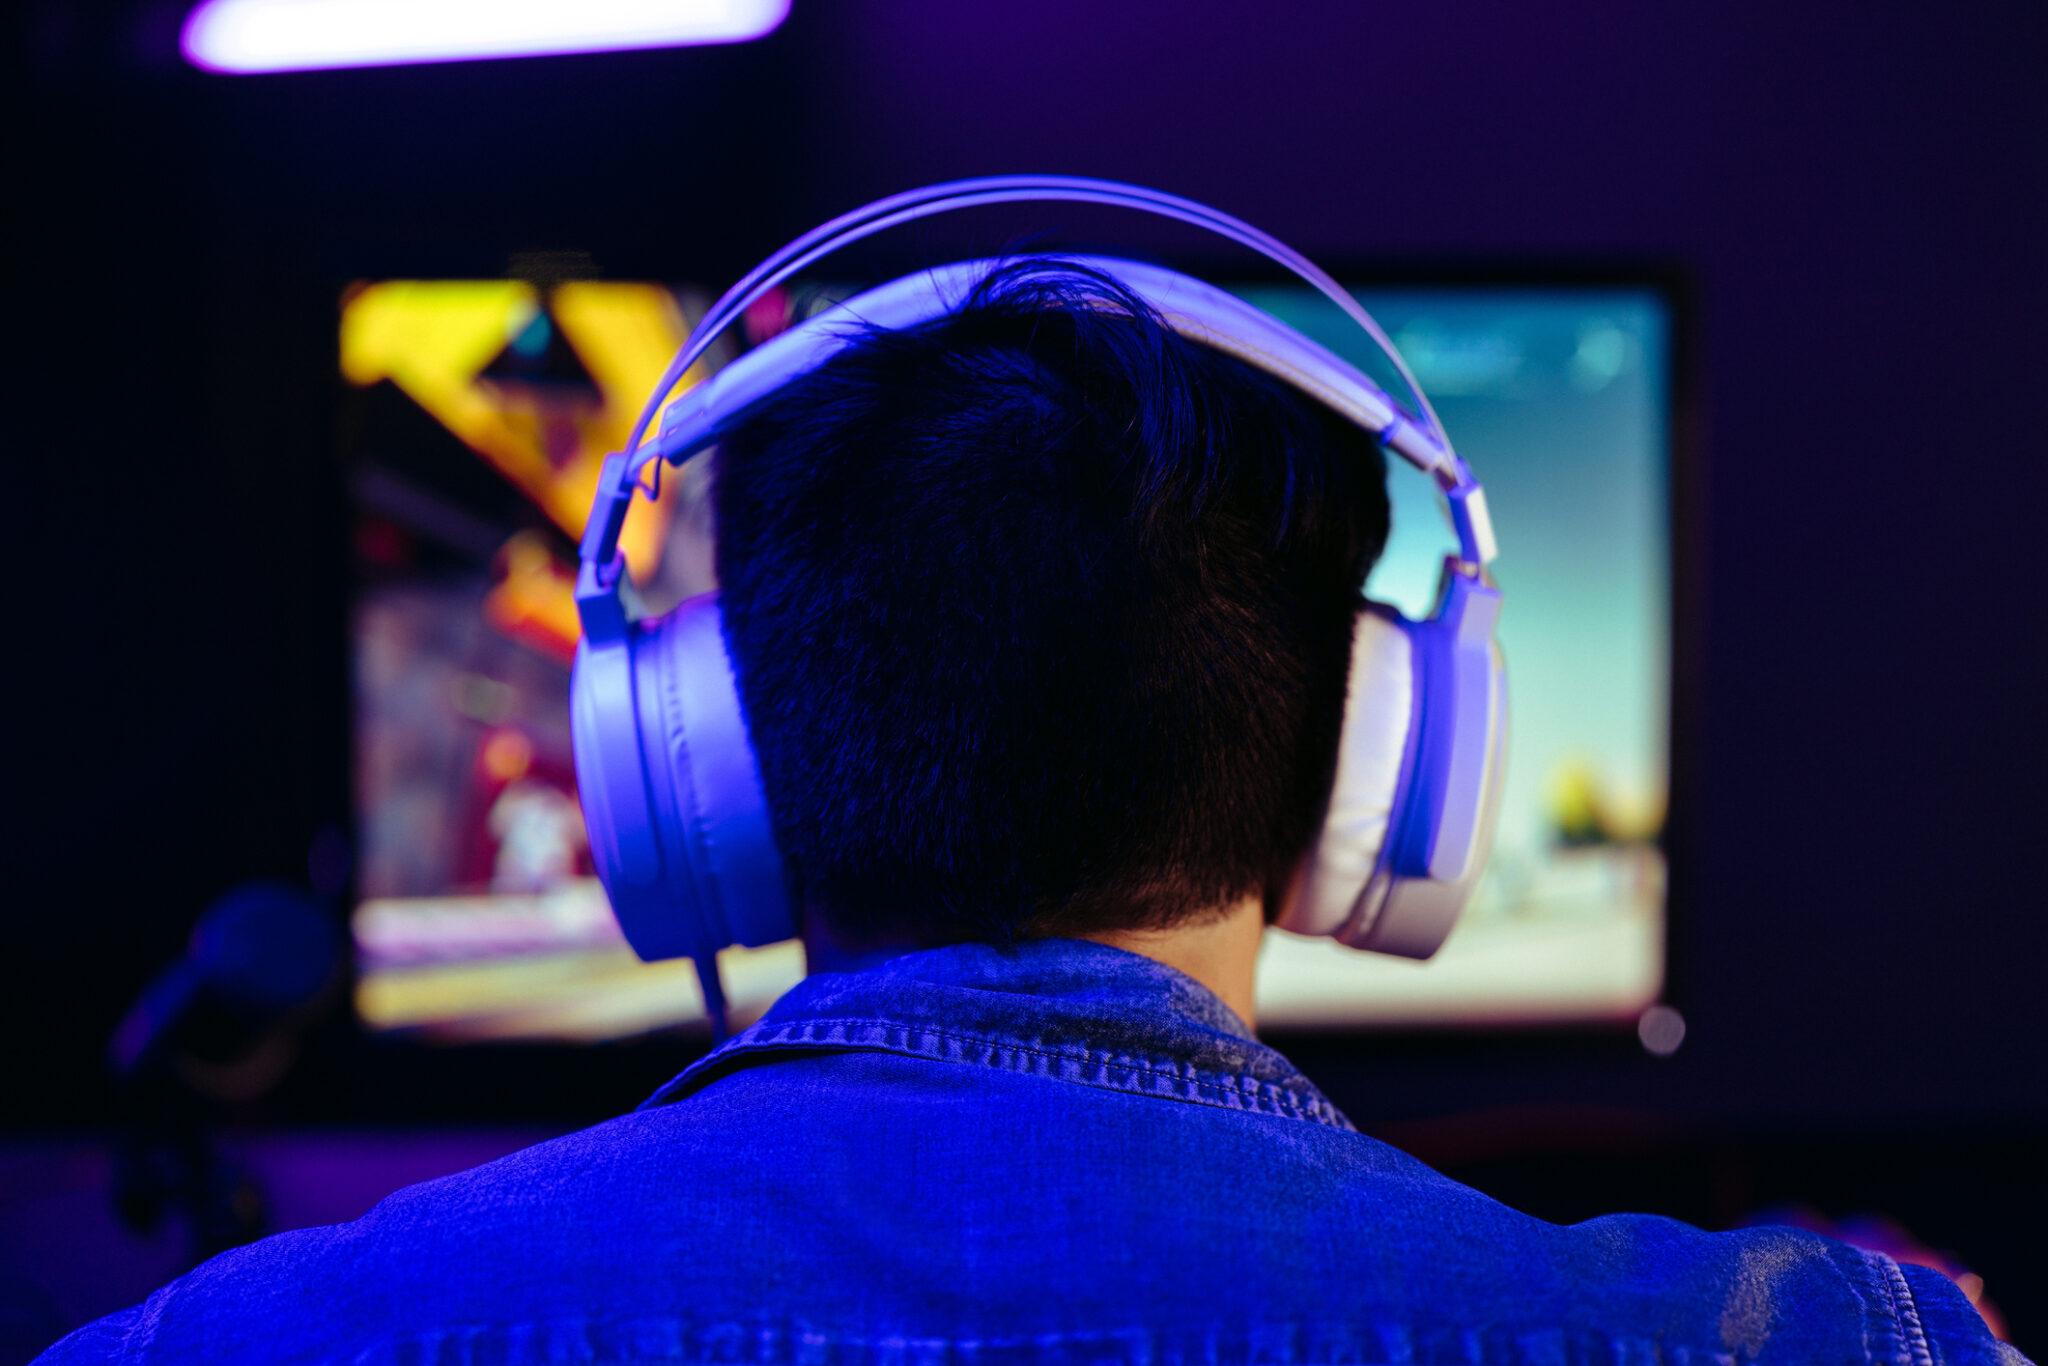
left=41, top=938, right=2023, bottom=1364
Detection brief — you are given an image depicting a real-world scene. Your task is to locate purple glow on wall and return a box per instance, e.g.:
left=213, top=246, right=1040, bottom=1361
left=180, top=0, right=790, bottom=74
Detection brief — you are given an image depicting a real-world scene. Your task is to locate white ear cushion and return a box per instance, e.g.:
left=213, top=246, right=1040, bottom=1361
left=1278, top=609, right=1415, bottom=938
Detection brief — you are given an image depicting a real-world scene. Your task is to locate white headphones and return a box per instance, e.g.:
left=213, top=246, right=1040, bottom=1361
left=570, top=178, right=1507, bottom=1018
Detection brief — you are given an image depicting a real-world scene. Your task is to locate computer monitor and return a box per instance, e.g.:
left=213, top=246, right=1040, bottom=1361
left=343, top=270, right=1672, bottom=1041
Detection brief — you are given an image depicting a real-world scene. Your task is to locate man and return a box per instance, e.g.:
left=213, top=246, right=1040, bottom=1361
left=42, top=262, right=2019, bottom=1363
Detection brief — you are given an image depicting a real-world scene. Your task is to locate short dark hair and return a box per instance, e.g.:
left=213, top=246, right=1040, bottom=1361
left=712, top=260, right=1390, bottom=947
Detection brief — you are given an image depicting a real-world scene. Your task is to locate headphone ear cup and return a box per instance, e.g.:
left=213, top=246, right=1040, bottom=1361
left=573, top=591, right=792, bottom=963
left=1278, top=588, right=1508, bottom=961
left=1277, top=606, right=1417, bottom=940
left=1350, top=613, right=1507, bottom=959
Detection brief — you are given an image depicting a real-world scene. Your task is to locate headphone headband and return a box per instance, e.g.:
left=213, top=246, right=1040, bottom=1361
left=627, top=177, right=1458, bottom=463
left=579, top=176, right=1497, bottom=614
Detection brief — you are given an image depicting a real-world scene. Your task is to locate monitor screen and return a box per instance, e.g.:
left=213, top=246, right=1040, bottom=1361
left=344, top=273, right=1671, bottom=1041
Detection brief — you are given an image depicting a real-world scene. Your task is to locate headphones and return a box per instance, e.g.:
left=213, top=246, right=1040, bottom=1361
left=571, top=177, right=1507, bottom=1021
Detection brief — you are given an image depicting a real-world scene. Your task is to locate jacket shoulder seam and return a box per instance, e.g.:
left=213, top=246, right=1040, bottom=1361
left=1871, top=1252, right=1935, bottom=1366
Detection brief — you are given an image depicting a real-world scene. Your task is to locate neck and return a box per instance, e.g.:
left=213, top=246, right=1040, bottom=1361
left=799, top=906, right=912, bottom=977
left=801, top=898, right=1269, bottom=1030
left=1075, top=896, right=1266, bottom=1030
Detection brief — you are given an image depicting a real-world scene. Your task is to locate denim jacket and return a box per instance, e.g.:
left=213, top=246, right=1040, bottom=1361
left=41, top=938, right=2022, bottom=1364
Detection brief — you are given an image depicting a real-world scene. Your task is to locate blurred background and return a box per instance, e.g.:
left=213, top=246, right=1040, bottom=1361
left=8, top=0, right=2045, bottom=1357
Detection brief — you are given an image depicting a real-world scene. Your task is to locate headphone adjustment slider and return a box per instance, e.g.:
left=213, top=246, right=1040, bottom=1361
left=574, top=557, right=629, bottom=644
left=1445, top=484, right=1499, bottom=568
left=579, top=452, right=638, bottom=572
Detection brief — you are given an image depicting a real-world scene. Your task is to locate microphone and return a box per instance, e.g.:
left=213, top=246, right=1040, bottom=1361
left=107, top=881, right=341, bottom=1257
left=110, top=881, right=340, bottom=1091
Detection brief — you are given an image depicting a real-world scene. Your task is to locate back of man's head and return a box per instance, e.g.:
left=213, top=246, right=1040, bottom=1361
left=712, top=260, right=1392, bottom=948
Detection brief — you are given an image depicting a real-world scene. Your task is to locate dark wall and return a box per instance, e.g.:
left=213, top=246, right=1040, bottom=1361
left=15, top=1, right=2045, bottom=1138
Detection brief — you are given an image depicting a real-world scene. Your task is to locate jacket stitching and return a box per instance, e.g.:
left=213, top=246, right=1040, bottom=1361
left=693, top=1021, right=1340, bottom=1123
left=656, top=1016, right=1354, bottom=1130
left=330, top=1313, right=1701, bottom=1364
left=1871, top=1253, right=1935, bottom=1366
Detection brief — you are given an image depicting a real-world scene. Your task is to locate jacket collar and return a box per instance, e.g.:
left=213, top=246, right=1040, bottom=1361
left=643, top=937, right=1355, bottom=1131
